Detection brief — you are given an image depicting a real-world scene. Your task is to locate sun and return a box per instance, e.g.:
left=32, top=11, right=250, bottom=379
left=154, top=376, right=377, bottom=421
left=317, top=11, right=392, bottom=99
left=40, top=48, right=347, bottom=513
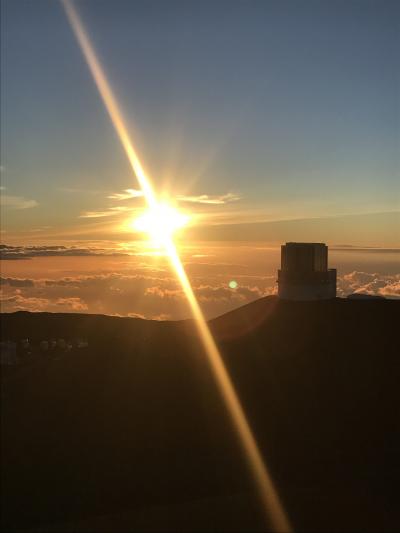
left=132, top=201, right=189, bottom=247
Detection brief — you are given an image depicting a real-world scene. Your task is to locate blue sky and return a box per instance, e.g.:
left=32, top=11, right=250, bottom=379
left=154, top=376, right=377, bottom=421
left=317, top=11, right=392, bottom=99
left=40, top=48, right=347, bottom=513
left=1, top=0, right=399, bottom=243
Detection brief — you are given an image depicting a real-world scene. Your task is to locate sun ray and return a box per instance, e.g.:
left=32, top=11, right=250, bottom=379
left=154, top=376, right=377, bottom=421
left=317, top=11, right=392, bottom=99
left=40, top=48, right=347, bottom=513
left=62, top=2, right=291, bottom=530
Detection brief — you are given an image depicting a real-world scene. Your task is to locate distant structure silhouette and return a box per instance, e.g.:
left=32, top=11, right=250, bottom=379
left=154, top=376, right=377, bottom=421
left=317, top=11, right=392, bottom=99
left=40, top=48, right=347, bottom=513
left=278, top=242, right=336, bottom=300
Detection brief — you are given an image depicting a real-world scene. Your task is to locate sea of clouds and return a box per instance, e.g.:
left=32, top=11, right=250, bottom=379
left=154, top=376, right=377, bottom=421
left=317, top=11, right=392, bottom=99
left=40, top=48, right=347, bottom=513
left=1, top=270, right=399, bottom=320
left=1, top=243, right=399, bottom=319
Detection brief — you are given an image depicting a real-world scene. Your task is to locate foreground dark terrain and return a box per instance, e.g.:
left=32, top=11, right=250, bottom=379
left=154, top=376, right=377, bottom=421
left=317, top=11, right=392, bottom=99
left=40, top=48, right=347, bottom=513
left=1, top=297, right=399, bottom=532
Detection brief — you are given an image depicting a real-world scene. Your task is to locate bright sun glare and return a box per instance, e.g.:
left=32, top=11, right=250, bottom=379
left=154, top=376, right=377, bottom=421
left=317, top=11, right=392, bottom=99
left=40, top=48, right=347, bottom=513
left=132, top=202, right=189, bottom=246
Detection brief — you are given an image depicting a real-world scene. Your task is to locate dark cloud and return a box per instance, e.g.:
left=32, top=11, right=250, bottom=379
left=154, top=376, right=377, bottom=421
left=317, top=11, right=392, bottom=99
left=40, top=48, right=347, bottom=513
left=0, top=244, right=128, bottom=260
left=0, top=277, right=35, bottom=287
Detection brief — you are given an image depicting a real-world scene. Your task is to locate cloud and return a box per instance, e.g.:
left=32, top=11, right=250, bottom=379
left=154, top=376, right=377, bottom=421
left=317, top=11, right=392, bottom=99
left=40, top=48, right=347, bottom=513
left=195, top=284, right=265, bottom=303
left=79, top=211, right=116, bottom=218
left=0, top=294, right=87, bottom=313
left=26, top=226, right=52, bottom=233
left=379, top=281, right=400, bottom=297
left=4, top=266, right=398, bottom=320
left=54, top=298, right=88, bottom=311
left=337, top=271, right=400, bottom=299
left=0, top=271, right=276, bottom=319
left=107, top=189, right=143, bottom=201
left=0, top=276, right=35, bottom=287
left=0, top=244, right=128, bottom=260
left=85, top=188, right=144, bottom=222
left=79, top=205, right=137, bottom=218
left=0, top=194, right=38, bottom=209
left=79, top=206, right=132, bottom=218
left=144, top=286, right=182, bottom=299
left=177, top=193, right=241, bottom=205
left=2, top=241, right=397, bottom=320
left=107, top=189, right=240, bottom=205
left=332, top=245, right=400, bottom=253
left=74, top=189, right=242, bottom=232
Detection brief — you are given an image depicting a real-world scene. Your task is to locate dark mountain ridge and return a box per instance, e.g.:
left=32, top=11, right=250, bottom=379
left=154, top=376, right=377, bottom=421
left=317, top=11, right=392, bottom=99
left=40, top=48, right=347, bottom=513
left=1, top=297, right=400, bottom=531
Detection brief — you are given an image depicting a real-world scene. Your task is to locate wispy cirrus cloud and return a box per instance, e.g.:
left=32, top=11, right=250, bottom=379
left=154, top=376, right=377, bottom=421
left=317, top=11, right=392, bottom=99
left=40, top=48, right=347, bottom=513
left=77, top=190, right=241, bottom=229
left=107, top=188, right=143, bottom=201
left=177, top=193, right=241, bottom=205
left=74, top=189, right=241, bottom=231
left=79, top=206, right=134, bottom=218
left=79, top=210, right=116, bottom=218
left=0, top=187, right=38, bottom=209
left=107, top=189, right=241, bottom=205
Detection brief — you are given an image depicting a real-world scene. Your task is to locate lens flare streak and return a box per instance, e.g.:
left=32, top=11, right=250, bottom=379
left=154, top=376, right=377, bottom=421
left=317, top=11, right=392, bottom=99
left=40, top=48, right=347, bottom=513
left=165, top=240, right=291, bottom=531
left=62, top=2, right=291, bottom=530
left=62, top=0, right=156, bottom=209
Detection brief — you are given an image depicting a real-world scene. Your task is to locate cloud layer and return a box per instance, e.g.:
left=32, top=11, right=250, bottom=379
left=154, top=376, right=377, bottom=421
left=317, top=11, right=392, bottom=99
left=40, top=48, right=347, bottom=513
left=0, top=272, right=275, bottom=319
left=0, top=244, right=128, bottom=260
left=338, top=271, right=400, bottom=299
left=1, top=239, right=399, bottom=319
left=1, top=267, right=398, bottom=320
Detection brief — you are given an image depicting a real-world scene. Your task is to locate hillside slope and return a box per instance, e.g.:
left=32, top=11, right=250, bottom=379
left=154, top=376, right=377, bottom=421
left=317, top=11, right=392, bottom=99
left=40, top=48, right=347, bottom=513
left=1, top=298, right=399, bottom=532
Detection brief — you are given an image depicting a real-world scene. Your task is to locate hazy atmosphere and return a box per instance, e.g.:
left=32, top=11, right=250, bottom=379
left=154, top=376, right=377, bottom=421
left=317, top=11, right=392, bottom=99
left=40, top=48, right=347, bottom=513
left=1, top=0, right=399, bottom=317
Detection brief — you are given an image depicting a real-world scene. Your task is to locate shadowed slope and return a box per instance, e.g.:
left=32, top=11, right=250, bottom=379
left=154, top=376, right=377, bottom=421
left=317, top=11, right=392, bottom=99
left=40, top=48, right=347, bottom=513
left=1, top=298, right=399, bottom=531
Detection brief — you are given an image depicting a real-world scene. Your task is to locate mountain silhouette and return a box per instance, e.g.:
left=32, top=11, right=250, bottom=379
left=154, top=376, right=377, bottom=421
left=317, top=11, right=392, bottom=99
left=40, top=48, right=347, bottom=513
left=1, top=296, right=399, bottom=532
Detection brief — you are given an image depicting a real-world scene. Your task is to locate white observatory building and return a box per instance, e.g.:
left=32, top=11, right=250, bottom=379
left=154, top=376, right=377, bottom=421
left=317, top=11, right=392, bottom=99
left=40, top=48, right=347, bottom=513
left=278, top=242, right=336, bottom=300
